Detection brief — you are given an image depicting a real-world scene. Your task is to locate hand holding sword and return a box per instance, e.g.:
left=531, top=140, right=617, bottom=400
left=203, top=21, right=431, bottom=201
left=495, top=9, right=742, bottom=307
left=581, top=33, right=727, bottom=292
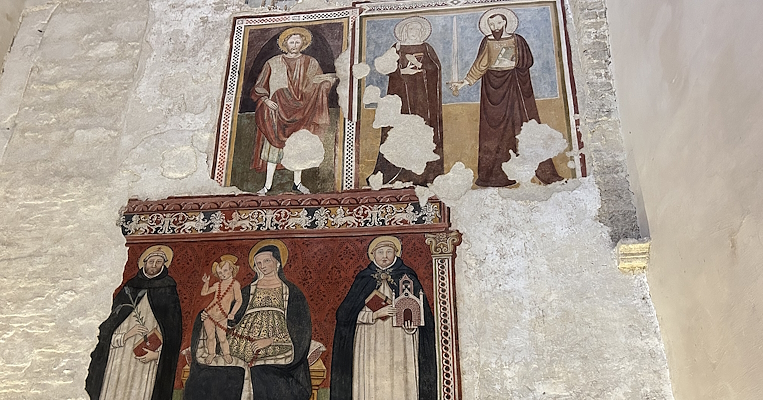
left=447, top=80, right=468, bottom=96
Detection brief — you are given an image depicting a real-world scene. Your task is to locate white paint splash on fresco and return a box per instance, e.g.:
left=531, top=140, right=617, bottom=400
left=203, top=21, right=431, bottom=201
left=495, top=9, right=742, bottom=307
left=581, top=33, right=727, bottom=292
left=502, top=120, right=568, bottom=184
left=280, top=129, right=324, bottom=171
left=334, top=49, right=351, bottom=117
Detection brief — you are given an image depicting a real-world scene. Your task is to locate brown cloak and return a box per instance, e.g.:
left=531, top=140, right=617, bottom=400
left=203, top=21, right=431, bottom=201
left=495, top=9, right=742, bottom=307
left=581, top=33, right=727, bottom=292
left=469, top=34, right=562, bottom=186
left=369, top=43, right=444, bottom=185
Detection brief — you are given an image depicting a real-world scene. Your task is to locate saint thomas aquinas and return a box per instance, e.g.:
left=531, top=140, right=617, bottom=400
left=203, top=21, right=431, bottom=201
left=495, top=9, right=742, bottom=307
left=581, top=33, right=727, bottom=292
left=330, top=236, right=437, bottom=400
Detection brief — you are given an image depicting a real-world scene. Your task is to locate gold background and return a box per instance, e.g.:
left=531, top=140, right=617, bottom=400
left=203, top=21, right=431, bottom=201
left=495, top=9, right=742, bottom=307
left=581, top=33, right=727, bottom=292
left=357, top=97, right=575, bottom=184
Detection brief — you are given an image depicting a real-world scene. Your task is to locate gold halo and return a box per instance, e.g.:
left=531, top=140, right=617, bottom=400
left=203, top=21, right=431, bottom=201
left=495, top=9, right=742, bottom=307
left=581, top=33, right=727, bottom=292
left=479, top=8, right=519, bottom=37
left=367, top=236, right=402, bottom=260
left=394, top=16, right=432, bottom=44
left=249, top=239, right=289, bottom=270
left=277, top=27, right=312, bottom=53
left=212, top=254, right=240, bottom=278
left=138, top=245, right=174, bottom=269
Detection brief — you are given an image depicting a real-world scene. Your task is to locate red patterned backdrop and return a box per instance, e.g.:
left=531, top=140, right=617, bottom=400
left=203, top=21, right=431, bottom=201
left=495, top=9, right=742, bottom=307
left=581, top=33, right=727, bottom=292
left=116, top=234, right=437, bottom=390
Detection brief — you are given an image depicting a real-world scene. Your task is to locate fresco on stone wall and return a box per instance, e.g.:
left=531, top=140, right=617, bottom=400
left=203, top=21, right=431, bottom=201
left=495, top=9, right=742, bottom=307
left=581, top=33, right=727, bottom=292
left=213, top=0, right=584, bottom=195
left=354, top=0, right=584, bottom=189
left=212, top=9, right=356, bottom=195
left=86, top=189, right=462, bottom=400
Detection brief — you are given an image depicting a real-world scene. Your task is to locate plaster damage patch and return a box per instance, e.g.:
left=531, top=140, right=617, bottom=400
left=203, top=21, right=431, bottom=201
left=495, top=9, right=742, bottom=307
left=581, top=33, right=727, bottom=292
left=280, top=129, right=324, bottom=171
left=352, top=62, right=370, bottom=79
left=428, top=162, right=474, bottom=203
left=450, top=178, right=673, bottom=399
left=414, top=185, right=434, bottom=207
left=334, top=49, right=350, bottom=117
left=378, top=119, right=438, bottom=174
left=374, top=47, right=398, bottom=75
left=362, top=84, right=382, bottom=105
left=367, top=90, right=439, bottom=174
left=502, top=120, right=568, bottom=184
left=161, top=146, right=197, bottom=179
left=368, top=171, right=384, bottom=190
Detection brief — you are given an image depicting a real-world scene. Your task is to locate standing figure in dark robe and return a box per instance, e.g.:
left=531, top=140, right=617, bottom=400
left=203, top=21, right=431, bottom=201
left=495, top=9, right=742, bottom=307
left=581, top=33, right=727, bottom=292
left=369, top=17, right=444, bottom=186
left=85, top=245, right=183, bottom=400
left=183, top=240, right=312, bottom=400
left=330, top=236, right=437, bottom=400
left=250, top=27, right=338, bottom=195
left=451, top=9, right=563, bottom=187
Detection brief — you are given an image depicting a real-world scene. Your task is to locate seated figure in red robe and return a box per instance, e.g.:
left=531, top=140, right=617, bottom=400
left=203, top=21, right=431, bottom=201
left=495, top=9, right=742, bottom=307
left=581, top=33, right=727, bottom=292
left=250, top=27, right=337, bottom=195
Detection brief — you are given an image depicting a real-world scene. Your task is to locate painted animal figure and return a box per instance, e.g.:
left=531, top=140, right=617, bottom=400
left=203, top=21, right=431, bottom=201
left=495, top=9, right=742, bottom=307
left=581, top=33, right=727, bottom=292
left=285, top=209, right=312, bottom=229
left=331, top=207, right=359, bottom=228
left=386, top=204, right=419, bottom=225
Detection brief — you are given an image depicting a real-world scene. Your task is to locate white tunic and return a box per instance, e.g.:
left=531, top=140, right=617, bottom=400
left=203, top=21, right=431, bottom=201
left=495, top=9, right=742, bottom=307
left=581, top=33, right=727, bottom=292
left=352, top=277, right=419, bottom=400
left=99, top=295, right=161, bottom=400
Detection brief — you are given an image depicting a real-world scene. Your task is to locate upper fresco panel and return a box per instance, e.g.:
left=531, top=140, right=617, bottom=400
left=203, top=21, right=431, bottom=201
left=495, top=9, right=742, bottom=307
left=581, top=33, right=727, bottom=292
left=212, top=0, right=584, bottom=195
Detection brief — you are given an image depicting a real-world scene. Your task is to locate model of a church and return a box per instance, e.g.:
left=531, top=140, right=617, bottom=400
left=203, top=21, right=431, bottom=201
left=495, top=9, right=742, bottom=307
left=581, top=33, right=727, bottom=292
left=393, top=274, right=426, bottom=327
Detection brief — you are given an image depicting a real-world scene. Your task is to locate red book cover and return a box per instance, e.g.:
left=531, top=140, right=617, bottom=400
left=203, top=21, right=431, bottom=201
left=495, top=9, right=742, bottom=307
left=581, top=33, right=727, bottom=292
left=365, top=290, right=391, bottom=320
left=133, top=328, right=163, bottom=357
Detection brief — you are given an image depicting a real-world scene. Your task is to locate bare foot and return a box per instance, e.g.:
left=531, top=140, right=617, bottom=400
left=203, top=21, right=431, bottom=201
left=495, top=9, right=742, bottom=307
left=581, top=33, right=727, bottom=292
left=204, top=354, right=215, bottom=364
left=224, top=354, right=233, bottom=364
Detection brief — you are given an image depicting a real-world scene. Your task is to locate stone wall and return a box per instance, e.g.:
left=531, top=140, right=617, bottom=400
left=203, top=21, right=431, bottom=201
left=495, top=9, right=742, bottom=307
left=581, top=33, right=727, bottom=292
left=608, top=0, right=763, bottom=398
left=0, top=0, right=26, bottom=69
left=0, top=0, right=671, bottom=398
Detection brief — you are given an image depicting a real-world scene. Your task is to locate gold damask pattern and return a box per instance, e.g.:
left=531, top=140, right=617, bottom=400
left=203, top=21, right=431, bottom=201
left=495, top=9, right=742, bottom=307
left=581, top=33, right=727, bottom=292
left=228, top=287, right=293, bottom=363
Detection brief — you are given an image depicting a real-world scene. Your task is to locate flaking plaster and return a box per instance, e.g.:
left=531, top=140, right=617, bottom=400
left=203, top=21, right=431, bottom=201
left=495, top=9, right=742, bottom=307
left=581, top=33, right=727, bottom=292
left=0, top=0, right=671, bottom=398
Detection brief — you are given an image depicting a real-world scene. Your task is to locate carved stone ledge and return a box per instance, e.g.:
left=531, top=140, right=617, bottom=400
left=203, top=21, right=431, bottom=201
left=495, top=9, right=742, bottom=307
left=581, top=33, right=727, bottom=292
left=616, top=239, right=651, bottom=273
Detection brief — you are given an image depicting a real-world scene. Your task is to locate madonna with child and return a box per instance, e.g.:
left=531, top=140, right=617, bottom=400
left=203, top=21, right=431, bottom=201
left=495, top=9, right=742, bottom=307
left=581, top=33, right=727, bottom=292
left=183, top=240, right=313, bottom=400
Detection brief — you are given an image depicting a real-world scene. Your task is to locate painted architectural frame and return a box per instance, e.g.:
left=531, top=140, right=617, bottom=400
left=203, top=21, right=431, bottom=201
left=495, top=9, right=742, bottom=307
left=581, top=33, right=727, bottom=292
left=212, top=9, right=359, bottom=195
left=90, top=190, right=462, bottom=399
left=351, top=0, right=584, bottom=189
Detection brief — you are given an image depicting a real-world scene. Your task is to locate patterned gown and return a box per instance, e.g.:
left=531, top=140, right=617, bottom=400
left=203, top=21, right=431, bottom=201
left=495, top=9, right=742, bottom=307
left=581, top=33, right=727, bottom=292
left=228, top=285, right=294, bottom=365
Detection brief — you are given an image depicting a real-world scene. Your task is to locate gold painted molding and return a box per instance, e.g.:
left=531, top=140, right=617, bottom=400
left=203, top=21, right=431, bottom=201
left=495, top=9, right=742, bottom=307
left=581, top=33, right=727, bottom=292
left=425, top=231, right=461, bottom=257
left=616, top=239, right=651, bottom=273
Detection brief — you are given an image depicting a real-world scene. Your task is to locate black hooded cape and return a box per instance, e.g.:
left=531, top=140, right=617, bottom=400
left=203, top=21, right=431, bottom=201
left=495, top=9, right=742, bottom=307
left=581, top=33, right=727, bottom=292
left=183, top=278, right=312, bottom=400
left=330, top=258, right=437, bottom=400
left=85, top=268, right=183, bottom=400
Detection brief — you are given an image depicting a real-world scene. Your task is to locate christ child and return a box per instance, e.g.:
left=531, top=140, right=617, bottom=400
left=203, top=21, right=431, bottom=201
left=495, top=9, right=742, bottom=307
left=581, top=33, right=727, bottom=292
left=201, top=254, right=243, bottom=364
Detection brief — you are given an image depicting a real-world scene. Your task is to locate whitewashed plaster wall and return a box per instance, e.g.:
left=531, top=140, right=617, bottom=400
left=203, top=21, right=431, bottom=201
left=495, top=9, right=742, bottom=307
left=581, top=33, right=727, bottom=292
left=0, top=0, right=26, bottom=68
left=0, top=0, right=672, bottom=398
left=608, top=0, right=763, bottom=399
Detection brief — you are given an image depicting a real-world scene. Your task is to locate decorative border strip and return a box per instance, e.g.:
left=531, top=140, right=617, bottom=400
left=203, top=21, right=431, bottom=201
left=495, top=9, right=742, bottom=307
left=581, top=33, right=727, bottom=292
left=342, top=119, right=356, bottom=190
left=121, top=189, right=447, bottom=239
left=212, top=8, right=359, bottom=186
left=425, top=232, right=462, bottom=400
